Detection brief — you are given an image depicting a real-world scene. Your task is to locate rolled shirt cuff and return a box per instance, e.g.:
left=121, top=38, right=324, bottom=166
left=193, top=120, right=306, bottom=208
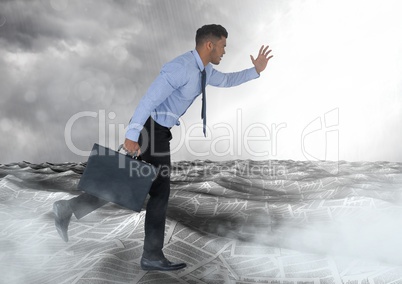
left=125, top=127, right=141, bottom=142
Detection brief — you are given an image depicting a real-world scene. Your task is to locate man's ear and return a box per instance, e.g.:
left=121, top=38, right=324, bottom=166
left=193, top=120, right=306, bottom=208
left=206, top=41, right=214, bottom=51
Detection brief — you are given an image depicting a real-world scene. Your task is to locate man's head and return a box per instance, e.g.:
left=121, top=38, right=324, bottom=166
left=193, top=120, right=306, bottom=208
left=196, top=24, right=228, bottom=65
left=196, top=24, right=228, bottom=46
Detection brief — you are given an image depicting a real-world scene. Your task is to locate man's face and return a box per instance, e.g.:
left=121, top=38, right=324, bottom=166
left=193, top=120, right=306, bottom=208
left=210, top=36, right=226, bottom=65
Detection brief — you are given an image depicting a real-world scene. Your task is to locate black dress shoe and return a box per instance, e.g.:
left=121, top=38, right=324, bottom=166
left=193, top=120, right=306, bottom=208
left=140, top=256, right=187, bottom=271
left=53, top=200, right=73, bottom=242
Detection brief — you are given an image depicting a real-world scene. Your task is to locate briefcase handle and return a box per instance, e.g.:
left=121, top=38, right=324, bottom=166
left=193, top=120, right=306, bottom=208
left=118, top=144, right=139, bottom=159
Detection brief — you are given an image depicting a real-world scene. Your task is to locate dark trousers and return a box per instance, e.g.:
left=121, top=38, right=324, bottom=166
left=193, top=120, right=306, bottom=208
left=70, top=117, right=172, bottom=259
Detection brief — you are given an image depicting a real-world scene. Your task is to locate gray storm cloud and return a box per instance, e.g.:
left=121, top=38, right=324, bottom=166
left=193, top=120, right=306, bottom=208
left=0, top=0, right=254, bottom=163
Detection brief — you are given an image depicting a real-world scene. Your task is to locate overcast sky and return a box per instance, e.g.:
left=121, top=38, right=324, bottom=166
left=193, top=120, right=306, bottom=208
left=1, top=0, right=401, bottom=164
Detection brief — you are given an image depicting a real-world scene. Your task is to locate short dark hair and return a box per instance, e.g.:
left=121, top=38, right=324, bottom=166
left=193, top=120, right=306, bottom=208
left=195, top=24, right=228, bottom=46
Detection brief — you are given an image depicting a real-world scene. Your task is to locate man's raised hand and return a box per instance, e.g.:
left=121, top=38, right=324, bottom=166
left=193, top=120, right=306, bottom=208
left=250, top=45, right=273, bottom=75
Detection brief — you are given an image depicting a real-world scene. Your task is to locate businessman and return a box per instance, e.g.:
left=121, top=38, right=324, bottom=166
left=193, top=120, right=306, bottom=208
left=53, top=24, right=273, bottom=271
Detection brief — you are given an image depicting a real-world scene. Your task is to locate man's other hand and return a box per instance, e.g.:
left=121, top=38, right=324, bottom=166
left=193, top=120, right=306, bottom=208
left=123, top=138, right=141, bottom=156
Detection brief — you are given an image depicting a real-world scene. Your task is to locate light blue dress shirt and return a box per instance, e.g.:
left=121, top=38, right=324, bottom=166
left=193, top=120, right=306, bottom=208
left=126, top=49, right=260, bottom=142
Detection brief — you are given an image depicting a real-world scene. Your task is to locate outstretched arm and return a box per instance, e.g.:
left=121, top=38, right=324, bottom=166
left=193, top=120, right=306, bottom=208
left=250, top=45, right=273, bottom=75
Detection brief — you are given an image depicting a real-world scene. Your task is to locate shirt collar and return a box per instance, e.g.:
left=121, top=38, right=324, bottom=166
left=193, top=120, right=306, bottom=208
left=191, top=49, right=205, bottom=71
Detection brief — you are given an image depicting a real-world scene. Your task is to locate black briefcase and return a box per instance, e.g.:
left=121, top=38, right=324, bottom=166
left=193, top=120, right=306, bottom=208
left=77, top=143, right=157, bottom=212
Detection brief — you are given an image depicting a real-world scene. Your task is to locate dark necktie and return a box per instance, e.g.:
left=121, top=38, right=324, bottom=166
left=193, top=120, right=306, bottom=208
left=201, top=69, right=207, bottom=137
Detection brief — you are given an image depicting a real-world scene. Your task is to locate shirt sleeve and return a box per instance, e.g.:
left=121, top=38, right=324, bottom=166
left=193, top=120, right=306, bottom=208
left=125, top=62, right=187, bottom=142
left=208, top=67, right=260, bottom=88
